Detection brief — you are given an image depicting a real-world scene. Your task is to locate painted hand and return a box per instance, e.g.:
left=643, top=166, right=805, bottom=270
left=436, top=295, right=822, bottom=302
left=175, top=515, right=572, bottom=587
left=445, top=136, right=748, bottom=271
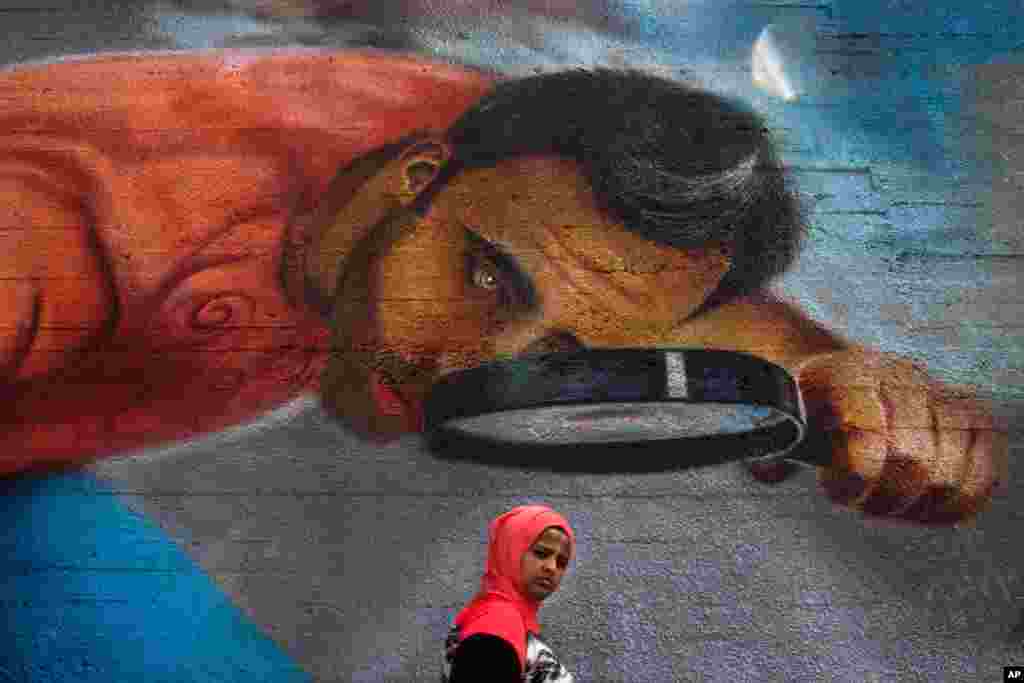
left=794, top=349, right=1008, bottom=524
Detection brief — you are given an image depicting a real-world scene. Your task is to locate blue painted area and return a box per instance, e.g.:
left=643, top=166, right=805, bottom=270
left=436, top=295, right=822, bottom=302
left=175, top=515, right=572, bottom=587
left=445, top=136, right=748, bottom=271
left=608, top=0, right=1019, bottom=182
left=152, top=12, right=279, bottom=49
left=830, top=0, right=1024, bottom=38
left=0, top=471, right=310, bottom=683
left=149, top=0, right=1020, bottom=188
left=684, top=637, right=890, bottom=683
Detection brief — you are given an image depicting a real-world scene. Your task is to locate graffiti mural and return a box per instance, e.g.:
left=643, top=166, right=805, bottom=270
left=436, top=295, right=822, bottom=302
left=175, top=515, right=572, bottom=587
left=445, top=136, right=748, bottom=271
left=1, top=1, right=1020, bottom=681
left=0, top=49, right=491, bottom=473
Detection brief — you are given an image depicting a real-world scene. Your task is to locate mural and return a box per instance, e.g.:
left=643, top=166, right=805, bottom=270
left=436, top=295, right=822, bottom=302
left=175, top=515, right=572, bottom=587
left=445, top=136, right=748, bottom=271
left=0, top=41, right=1006, bottom=519
left=0, top=49, right=491, bottom=473
left=1, top=1, right=1020, bottom=681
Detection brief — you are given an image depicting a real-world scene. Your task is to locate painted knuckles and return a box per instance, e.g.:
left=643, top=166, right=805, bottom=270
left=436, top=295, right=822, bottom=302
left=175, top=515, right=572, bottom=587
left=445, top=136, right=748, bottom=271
left=796, top=349, right=1009, bottom=525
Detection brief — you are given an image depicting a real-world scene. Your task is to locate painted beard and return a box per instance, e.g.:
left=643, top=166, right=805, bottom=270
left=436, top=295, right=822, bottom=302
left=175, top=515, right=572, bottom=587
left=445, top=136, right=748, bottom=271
left=319, top=204, right=431, bottom=440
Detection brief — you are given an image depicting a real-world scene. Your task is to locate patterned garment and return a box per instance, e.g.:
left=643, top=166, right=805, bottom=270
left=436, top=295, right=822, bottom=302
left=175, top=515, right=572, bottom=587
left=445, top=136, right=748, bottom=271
left=441, top=623, right=575, bottom=682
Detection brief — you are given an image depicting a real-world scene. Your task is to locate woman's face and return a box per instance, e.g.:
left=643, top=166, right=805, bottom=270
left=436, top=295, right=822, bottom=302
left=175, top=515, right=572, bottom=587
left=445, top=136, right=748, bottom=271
left=519, top=526, right=572, bottom=602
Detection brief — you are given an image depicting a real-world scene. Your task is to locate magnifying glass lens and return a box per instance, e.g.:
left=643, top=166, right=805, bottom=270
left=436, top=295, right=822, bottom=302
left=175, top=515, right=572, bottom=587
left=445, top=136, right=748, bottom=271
left=447, top=402, right=790, bottom=445
left=424, top=349, right=810, bottom=471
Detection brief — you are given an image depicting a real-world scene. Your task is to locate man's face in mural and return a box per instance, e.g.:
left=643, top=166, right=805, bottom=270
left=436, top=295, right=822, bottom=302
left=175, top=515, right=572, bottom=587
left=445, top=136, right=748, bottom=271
left=319, top=149, right=733, bottom=442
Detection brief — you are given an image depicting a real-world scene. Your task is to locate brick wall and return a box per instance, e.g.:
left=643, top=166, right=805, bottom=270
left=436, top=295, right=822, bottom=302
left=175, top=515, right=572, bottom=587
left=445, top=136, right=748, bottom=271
left=3, top=1, right=1022, bottom=681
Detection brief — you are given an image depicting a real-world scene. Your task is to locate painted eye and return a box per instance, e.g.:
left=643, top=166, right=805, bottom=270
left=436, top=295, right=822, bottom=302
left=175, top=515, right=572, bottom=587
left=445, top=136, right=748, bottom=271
left=470, top=257, right=501, bottom=291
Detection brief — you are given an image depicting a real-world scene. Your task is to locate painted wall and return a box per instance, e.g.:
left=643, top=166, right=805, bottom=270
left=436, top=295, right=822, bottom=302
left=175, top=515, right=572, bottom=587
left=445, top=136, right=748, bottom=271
left=1, top=1, right=1021, bottom=681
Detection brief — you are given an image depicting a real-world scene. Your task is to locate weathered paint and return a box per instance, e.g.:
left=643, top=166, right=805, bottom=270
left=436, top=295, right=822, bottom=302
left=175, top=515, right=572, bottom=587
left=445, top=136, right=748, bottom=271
left=0, top=1, right=1020, bottom=681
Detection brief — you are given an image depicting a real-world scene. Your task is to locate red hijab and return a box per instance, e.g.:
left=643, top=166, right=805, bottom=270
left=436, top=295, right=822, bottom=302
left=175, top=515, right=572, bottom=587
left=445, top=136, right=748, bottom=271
left=454, top=505, right=575, bottom=671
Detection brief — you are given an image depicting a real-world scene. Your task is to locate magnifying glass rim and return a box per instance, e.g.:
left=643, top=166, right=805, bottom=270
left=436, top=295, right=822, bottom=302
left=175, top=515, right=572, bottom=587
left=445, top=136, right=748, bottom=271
left=424, top=348, right=808, bottom=468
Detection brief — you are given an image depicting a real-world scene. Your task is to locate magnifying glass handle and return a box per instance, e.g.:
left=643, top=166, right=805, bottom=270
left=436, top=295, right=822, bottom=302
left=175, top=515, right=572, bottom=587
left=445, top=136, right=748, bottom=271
left=745, top=429, right=832, bottom=485
left=775, top=427, right=834, bottom=468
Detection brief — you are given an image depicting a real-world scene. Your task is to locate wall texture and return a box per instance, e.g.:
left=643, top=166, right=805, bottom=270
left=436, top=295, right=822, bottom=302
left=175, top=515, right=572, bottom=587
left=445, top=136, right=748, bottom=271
left=1, top=1, right=1021, bottom=681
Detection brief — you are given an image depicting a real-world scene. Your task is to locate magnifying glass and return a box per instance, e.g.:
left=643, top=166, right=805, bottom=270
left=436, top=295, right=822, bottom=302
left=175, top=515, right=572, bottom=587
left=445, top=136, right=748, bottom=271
left=424, top=348, right=828, bottom=472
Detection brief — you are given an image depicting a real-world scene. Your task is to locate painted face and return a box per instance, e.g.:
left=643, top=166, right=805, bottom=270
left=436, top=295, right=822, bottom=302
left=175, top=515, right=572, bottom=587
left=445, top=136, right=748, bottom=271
left=519, top=526, right=572, bottom=602
left=321, top=155, right=733, bottom=441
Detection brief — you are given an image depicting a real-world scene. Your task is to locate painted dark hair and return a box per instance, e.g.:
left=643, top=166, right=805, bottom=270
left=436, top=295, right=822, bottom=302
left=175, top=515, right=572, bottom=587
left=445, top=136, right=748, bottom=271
left=432, top=68, right=805, bottom=313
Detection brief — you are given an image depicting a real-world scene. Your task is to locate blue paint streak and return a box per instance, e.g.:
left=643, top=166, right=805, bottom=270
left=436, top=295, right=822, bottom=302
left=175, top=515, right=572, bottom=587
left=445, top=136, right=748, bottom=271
left=154, top=12, right=278, bottom=50
left=0, top=472, right=310, bottom=683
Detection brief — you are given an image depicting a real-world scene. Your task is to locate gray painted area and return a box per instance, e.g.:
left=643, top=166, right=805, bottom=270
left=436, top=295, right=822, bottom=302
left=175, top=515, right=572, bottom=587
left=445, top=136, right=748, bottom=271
left=6, top=1, right=1024, bottom=681
left=91, top=398, right=1022, bottom=681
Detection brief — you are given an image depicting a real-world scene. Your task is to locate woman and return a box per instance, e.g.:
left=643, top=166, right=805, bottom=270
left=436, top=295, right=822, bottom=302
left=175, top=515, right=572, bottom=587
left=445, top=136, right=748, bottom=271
left=442, top=505, right=576, bottom=682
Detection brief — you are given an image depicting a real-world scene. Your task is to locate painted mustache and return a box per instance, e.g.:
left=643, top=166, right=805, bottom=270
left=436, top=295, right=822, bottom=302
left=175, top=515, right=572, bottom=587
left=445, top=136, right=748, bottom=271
left=331, top=347, right=436, bottom=385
